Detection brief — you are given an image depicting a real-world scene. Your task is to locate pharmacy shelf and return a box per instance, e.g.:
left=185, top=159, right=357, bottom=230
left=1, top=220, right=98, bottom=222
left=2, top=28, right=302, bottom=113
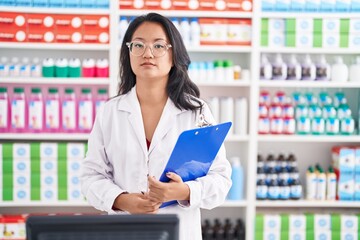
left=259, top=81, right=360, bottom=88
left=0, top=202, right=90, bottom=207
left=260, top=47, right=358, bottom=55
left=187, top=46, right=252, bottom=53
left=256, top=200, right=360, bottom=208
left=226, top=135, right=250, bottom=142
left=196, top=81, right=250, bottom=87
left=258, top=135, right=360, bottom=143
left=221, top=200, right=248, bottom=207
left=118, top=10, right=253, bottom=18
left=260, top=12, right=360, bottom=19
left=0, top=43, right=110, bottom=50
left=0, top=6, right=110, bottom=14
left=0, top=133, right=89, bottom=141
left=0, top=77, right=109, bottom=85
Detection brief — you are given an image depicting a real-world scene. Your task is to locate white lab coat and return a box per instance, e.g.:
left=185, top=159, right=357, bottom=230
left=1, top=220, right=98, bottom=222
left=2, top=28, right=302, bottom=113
left=81, top=86, right=232, bottom=240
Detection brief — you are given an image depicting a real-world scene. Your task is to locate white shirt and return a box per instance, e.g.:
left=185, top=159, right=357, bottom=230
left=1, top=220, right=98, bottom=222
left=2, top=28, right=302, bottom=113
left=81, top=86, right=232, bottom=240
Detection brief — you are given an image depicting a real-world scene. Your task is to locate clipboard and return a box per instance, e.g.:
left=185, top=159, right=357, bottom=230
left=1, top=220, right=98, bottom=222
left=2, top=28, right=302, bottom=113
left=158, top=122, right=232, bottom=208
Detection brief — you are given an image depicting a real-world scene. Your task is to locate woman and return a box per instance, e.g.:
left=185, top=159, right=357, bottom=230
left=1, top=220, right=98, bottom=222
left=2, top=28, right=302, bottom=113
left=81, top=13, right=232, bottom=240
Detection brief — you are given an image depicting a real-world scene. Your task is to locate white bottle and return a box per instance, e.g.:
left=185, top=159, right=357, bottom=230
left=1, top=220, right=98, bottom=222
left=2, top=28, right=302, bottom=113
left=260, top=54, right=272, bottom=80
left=190, top=18, right=201, bottom=47
left=331, top=56, right=348, bottom=82
left=9, top=57, right=20, bottom=77
left=315, top=55, right=331, bottom=81
left=180, top=18, right=190, bottom=46
left=171, top=18, right=181, bottom=33
left=118, top=16, right=128, bottom=44
left=19, top=57, right=31, bottom=77
left=30, top=58, right=42, bottom=77
left=286, top=54, right=301, bottom=80
left=349, top=56, right=360, bottom=82
left=301, top=54, right=316, bottom=81
left=234, top=98, right=247, bottom=136
left=220, top=97, right=234, bottom=134
left=0, top=57, right=9, bottom=77
left=271, top=54, right=287, bottom=80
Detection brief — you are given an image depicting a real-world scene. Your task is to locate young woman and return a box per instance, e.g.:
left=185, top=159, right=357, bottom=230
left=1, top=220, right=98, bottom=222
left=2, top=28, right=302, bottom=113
left=81, top=13, right=232, bottom=240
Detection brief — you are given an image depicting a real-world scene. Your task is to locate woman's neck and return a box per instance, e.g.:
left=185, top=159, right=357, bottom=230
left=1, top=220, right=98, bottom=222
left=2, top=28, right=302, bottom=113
left=136, top=83, right=168, bottom=106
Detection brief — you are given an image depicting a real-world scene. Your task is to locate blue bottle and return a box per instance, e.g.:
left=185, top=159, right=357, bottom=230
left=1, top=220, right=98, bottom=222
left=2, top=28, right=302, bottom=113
left=227, top=157, right=244, bottom=200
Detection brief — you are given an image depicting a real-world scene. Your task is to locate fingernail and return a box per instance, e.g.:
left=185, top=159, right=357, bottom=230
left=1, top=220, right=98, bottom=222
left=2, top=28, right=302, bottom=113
left=166, top=172, right=171, bottom=176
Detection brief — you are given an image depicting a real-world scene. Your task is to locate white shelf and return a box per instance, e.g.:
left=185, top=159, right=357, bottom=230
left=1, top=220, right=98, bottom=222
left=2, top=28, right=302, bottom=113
left=221, top=200, right=248, bottom=207
left=0, top=6, right=110, bottom=14
left=260, top=12, right=360, bottom=19
left=260, top=47, right=358, bottom=54
left=0, top=202, right=90, bottom=207
left=256, top=200, right=360, bottom=208
left=118, top=10, right=253, bottom=18
left=0, top=77, right=109, bottom=85
left=226, top=135, right=249, bottom=142
left=0, top=133, right=89, bottom=141
left=259, top=81, right=360, bottom=88
left=0, top=43, right=110, bottom=50
left=197, top=81, right=250, bottom=87
left=258, top=135, right=360, bottom=143
left=187, top=46, right=252, bottom=53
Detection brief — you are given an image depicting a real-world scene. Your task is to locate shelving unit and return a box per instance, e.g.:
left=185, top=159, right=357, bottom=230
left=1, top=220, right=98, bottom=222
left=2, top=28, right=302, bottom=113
left=1, top=1, right=360, bottom=240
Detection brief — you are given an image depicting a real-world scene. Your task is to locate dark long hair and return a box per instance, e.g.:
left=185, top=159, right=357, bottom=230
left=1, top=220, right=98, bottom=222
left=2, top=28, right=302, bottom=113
left=118, top=13, right=202, bottom=111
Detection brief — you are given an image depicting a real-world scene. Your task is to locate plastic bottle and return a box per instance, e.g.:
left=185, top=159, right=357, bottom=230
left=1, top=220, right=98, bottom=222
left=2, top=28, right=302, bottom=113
left=290, top=178, right=302, bottom=200
left=268, top=179, right=279, bottom=200
left=30, top=58, right=42, bottom=77
left=278, top=179, right=290, bottom=200
left=0, top=57, right=9, bottom=77
left=170, top=18, right=180, bottom=33
left=325, top=117, right=340, bottom=135
left=326, top=166, right=337, bottom=200
left=301, top=54, right=316, bottom=81
left=118, top=16, right=129, bottom=44
left=349, top=56, right=360, bottom=82
left=224, top=60, right=234, bottom=82
left=227, top=157, right=243, bottom=200
left=214, top=60, right=225, bottom=82
left=78, top=88, right=93, bottom=133
left=95, top=88, right=108, bottom=117
left=68, top=58, right=82, bottom=78
left=45, top=88, right=60, bottom=132
left=62, top=88, right=77, bottom=132
left=271, top=54, right=287, bottom=80
left=331, top=56, right=348, bottom=82
left=180, top=18, right=190, bottom=46
left=286, top=54, right=301, bottom=80
left=42, top=58, right=55, bottom=77
left=11, top=87, right=26, bottom=132
left=316, top=166, right=326, bottom=200
left=190, top=18, right=201, bottom=47
left=19, top=57, right=31, bottom=77
left=256, top=179, right=268, bottom=200
left=9, top=57, right=20, bottom=77
left=28, top=88, right=43, bottom=132
left=95, top=58, right=109, bottom=78
left=55, top=58, right=69, bottom=78
left=306, top=166, right=317, bottom=200
left=0, top=87, right=9, bottom=132
left=82, top=58, right=96, bottom=77
left=315, top=55, right=331, bottom=81
left=260, top=54, right=272, bottom=80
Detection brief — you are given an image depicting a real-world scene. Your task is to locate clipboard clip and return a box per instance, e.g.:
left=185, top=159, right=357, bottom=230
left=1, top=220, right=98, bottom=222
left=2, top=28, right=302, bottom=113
left=196, top=106, right=212, bottom=128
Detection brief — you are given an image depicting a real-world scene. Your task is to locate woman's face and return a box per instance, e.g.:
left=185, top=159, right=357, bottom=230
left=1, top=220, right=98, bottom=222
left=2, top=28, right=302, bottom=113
left=129, top=22, right=173, bottom=84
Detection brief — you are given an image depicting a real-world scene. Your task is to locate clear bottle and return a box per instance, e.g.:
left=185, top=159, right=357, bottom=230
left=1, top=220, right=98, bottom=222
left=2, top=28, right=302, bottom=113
left=62, top=88, right=77, bottom=132
left=28, top=87, right=43, bottom=132
left=0, top=57, right=9, bottom=77
left=0, top=87, right=9, bottom=132
left=190, top=18, right=201, bottom=47
left=19, top=57, right=31, bottom=77
left=9, top=57, right=20, bottom=77
left=180, top=17, right=190, bottom=46
left=45, top=88, right=60, bottom=132
left=326, top=166, right=337, bottom=200
left=78, top=88, right=93, bottom=133
left=95, top=88, right=108, bottom=117
left=224, top=60, right=234, bottom=82
left=306, top=166, right=317, bottom=200
left=11, top=87, right=27, bottom=132
left=30, top=58, right=42, bottom=77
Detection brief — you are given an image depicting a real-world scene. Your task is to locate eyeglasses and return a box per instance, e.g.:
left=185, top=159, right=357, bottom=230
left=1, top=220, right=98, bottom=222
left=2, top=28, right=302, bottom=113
left=126, top=41, right=172, bottom=57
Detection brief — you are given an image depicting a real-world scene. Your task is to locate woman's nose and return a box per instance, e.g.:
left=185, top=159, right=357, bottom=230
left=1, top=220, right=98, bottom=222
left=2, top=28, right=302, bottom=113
left=143, top=46, right=154, bottom=58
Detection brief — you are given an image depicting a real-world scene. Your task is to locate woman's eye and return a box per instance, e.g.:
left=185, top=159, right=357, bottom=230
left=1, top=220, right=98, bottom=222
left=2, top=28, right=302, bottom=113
left=134, top=43, right=144, bottom=48
left=154, top=43, right=165, bottom=49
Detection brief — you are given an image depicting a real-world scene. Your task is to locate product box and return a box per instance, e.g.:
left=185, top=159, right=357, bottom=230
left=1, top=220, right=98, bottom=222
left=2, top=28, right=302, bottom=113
left=295, top=32, right=313, bottom=47
left=13, top=143, right=30, bottom=159
left=144, top=0, right=163, bottom=10
left=322, top=33, right=340, bottom=48
left=119, top=0, right=135, bottom=9
left=314, top=214, right=331, bottom=231
left=320, top=0, right=335, bottom=12
left=275, top=0, right=290, bottom=11
left=335, top=0, right=351, bottom=12
left=172, top=0, right=190, bottom=10
left=226, top=0, right=241, bottom=11
left=289, top=214, right=306, bottom=231
left=226, top=19, right=251, bottom=45
left=354, top=173, right=360, bottom=200
left=64, top=0, right=81, bottom=7
left=349, top=19, right=360, bottom=33
left=268, top=18, right=285, bottom=33
left=199, top=18, right=227, bottom=45
left=263, top=214, right=281, bottom=231
left=341, top=215, right=358, bottom=231
left=263, top=230, right=280, bottom=240
left=32, top=0, right=48, bottom=7
left=338, top=173, right=355, bottom=200
left=81, top=0, right=96, bottom=7
left=96, top=0, right=110, bottom=8
left=0, top=12, right=27, bottom=30
left=314, top=230, right=331, bottom=240
left=352, top=0, right=360, bottom=11
left=296, top=18, right=313, bottom=33
left=54, top=15, right=83, bottom=32
left=268, top=32, right=285, bottom=47
left=262, top=0, right=275, bottom=11
left=354, top=147, right=360, bottom=173
left=289, top=231, right=306, bottom=240
left=291, top=0, right=305, bottom=11
left=341, top=231, right=358, bottom=240
left=13, top=186, right=30, bottom=201
left=1, top=215, right=26, bottom=239
left=82, top=15, right=109, bottom=32
left=332, top=146, right=355, bottom=174
left=348, top=33, right=360, bottom=48
left=28, top=29, right=55, bottom=43
left=48, top=0, right=63, bottom=7
left=198, top=0, right=219, bottom=11
left=323, top=18, right=340, bottom=33
left=305, top=0, right=320, bottom=11
left=40, top=143, right=58, bottom=159
left=0, top=28, right=27, bottom=42
left=16, top=0, right=31, bottom=6
left=41, top=187, right=58, bottom=201
left=66, top=143, right=86, bottom=159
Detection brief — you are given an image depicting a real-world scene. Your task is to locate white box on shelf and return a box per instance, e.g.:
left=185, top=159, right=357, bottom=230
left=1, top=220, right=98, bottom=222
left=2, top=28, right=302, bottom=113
left=41, top=187, right=58, bottom=201
left=13, top=143, right=30, bottom=159
left=268, top=32, right=286, bottom=47
left=67, top=143, right=86, bottom=160
left=315, top=230, right=331, bottom=240
left=349, top=19, right=360, bottom=33
left=40, top=143, right=58, bottom=159
left=341, top=215, right=358, bottom=232
left=349, top=33, right=360, bottom=48
left=268, top=19, right=286, bottom=33
left=264, top=214, right=281, bottom=231
left=296, top=18, right=313, bottom=32
left=289, top=231, right=305, bottom=240
left=289, top=214, right=306, bottom=231
left=314, top=214, right=331, bottom=230
left=322, top=33, right=340, bottom=48
left=341, top=231, right=358, bottom=240
left=40, top=159, right=57, bottom=173
left=13, top=187, right=30, bottom=201
left=323, top=18, right=340, bottom=33
left=296, top=33, right=313, bottom=47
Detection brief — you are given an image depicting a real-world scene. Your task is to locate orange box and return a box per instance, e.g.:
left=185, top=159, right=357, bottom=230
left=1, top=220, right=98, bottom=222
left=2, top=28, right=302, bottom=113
left=27, top=29, right=55, bottom=43
left=119, top=0, right=136, bottom=9
left=82, top=30, right=109, bottom=44
left=199, top=0, right=227, bottom=11
left=227, top=19, right=251, bottom=45
left=199, top=18, right=227, bottom=45
left=54, top=29, right=81, bottom=43
left=226, top=0, right=241, bottom=11
left=27, top=14, right=55, bottom=32
left=0, top=28, right=27, bottom=42
left=0, top=12, right=27, bottom=30
left=172, top=0, right=189, bottom=10
left=145, top=0, right=171, bottom=10
left=240, top=0, right=252, bottom=11
left=53, top=14, right=83, bottom=33
left=82, top=15, right=109, bottom=33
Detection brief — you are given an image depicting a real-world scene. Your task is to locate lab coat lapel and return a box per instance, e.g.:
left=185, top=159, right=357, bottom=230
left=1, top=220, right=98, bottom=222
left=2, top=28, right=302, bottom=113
left=149, top=98, right=183, bottom=154
left=117, top=86, right=147, bottom=157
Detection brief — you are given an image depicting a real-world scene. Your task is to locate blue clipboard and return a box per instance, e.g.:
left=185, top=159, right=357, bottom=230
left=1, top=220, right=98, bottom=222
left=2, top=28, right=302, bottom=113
left=158, top=122, right=232, bottom=208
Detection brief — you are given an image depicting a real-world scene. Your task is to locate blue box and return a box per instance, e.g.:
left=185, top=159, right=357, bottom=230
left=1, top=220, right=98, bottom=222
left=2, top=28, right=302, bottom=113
left=32, top=0, right=47, bottom=6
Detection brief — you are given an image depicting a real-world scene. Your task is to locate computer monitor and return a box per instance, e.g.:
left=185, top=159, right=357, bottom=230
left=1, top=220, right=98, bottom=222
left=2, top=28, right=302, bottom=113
left=26, top=214, right=179, bottom=240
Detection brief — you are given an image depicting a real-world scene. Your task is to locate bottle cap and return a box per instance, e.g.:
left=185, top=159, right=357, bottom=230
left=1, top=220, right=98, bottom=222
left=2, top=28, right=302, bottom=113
left=214, top=60, right=224, bottom=68
left=14, top=87, right=24, bottom=93
left=223, top=60, right=233, bottom=67
left=31, top=88, right=41, bottom=94
left=69, top=58, right=81, bottom=68
left=0, top=87, right=7, bottom=93
left=55, top=58, right=68, bottom=67
left=65, top=88, right=74, bottom=94
left=98, top=88, right=108, bottom=94
left=96, top=58, right=109, bottom=68
left=48, top=88, right=58, bottom=94
left=81, top=88, right=91, bottom=94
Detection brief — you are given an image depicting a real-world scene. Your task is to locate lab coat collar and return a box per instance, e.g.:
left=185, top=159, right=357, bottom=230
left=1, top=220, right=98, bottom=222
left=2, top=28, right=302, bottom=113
left=117, top=86, right=185, bottom=156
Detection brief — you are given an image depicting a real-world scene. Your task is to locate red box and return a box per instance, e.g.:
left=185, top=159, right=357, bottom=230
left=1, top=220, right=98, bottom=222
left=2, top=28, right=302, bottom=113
left=0, top=28, right=27, bottom=42
left=54, top=14, right=83, bottom=33
left=82, top=15, right=109, bottom=32
left=82, top=30, right=109, bottom=44
left=0, top=12, right=27, bottom=30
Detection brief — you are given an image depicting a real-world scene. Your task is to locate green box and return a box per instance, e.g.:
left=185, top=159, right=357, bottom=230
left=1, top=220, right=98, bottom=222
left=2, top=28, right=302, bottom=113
left=281, top=214, right=289, bottom=232
left=3, top=188, right=13, bottom=201
left=286, top=33, right=296, bottom=47
left=255, top=214, right=264, bottom=232
left=340, top=19, right=350, bottom=34
left=306, top=231, right=314, bottom=240
left=255, top=231, right=263, bottom=240
left=261, top=18, right=269, bottom=33
left=313, top=33, right=322, bottom=48
left=3, top=160, right=13, bottom=174
left=306, top=214, right=315, bottom=231
left=331, top=231, right=340, bottom=240
left=261, top=33, right=269, bottom=47
left=31, top=187, right=41, bottom=201
left=286, top=19, right=296, bottom=33
left=281, top=231, right=289, bottom=240
left=313, top=19, right=323, bottom=33
left=58, top=187, right=68, bottom=201
left=340, top=33, right=349, bottom=48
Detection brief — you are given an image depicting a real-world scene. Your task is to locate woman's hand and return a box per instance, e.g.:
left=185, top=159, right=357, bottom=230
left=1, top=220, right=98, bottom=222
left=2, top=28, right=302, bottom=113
left=113, top=192, right=161, bottom=214
left=147, top=172, right=190, bottom=203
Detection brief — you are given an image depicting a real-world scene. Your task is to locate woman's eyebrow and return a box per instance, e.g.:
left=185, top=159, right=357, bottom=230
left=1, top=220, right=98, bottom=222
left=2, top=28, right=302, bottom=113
left=131, top=37, right=167, bottom=42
